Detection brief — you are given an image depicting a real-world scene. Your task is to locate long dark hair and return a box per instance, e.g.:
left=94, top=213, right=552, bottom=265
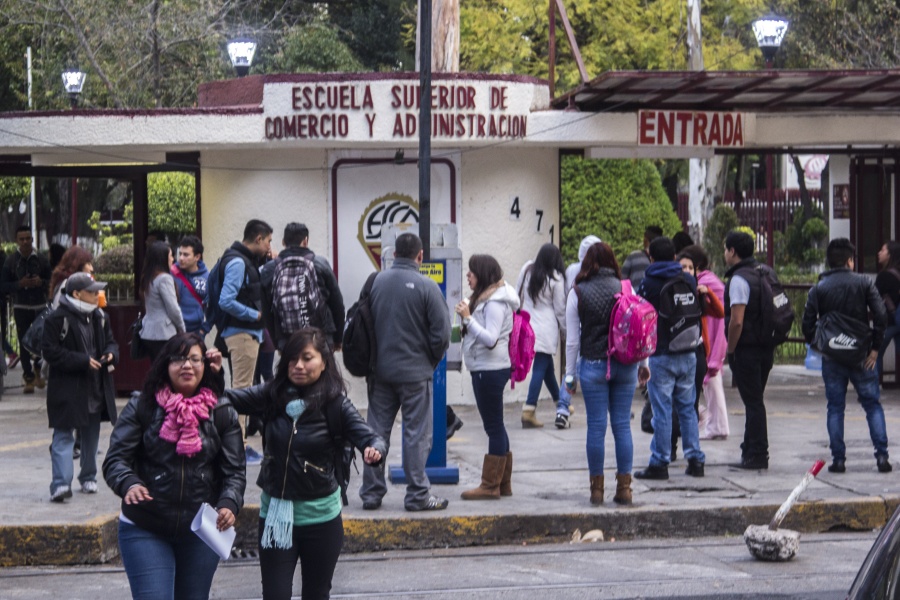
left=141, top=241, right=172, bottom=300
left=271, top=328, right=345, bottom=418
left=467, top=254, right=503, bottom=313
left=575, top=242, right=621, bottom=284
left=141, top=333, right=223, bottom=402
left=885, top=242, right=900, bottom=271
left=678, top=244, right=710, bottom=273
left=526, top=243, right=565, bottom=304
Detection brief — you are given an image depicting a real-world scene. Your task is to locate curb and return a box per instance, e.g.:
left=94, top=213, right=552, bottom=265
left=3, top=496, right=898, bottom=566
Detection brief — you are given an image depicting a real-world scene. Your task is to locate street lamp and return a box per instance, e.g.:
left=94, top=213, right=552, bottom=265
left=752, top=12, right=788, bottom=266
left=227, top=37, right=257, bottom=77
left=752, top=13, right=789, bottom=69
left=61, top=67, right=86, bottom=109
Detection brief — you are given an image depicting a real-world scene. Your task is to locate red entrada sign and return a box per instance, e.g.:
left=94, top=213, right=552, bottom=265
left=638, top=110, right=744, bottom=147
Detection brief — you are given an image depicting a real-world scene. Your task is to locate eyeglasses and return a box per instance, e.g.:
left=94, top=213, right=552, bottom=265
left=168, top=355, right=204, bottom=367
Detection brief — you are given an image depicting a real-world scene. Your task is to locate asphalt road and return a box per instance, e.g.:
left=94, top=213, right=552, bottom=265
left=0, top=531, right=874, bottom=599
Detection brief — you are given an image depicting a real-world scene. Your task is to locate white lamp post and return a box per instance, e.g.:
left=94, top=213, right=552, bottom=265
left=227, top=37, right=257, bottom=77
left=61, top=68, right=86, bottom=108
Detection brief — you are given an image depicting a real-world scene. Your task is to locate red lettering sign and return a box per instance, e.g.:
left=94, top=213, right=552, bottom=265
left=638, top=110, right=745, bottom=147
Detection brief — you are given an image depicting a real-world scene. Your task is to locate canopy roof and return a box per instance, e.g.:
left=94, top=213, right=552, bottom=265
left=552, top=69, right=900, bottom=113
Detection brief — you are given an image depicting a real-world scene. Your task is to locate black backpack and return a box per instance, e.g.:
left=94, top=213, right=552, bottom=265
left=741, top=265, right=794, bottom=346
left=342, top=272, right=378, bottom=378
left=657, top=275, right=702, bottom=353
left=323, top=398, right=356, bottom=507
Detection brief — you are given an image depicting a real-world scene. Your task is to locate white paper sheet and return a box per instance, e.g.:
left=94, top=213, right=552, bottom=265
left=190, top=502, right=235, bottom=561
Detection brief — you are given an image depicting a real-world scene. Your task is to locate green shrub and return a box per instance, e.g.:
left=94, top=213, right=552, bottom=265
left=782, top=206, right=828, bottom=270
left=102, top=273, right=135, bottom=302
left=560, top=156, right=683, bottom=266
left=703, top=204, right=740, bottom=275
left=95, top=244, right=134, bottom=274
left=148, top=172, right=196, bottom=237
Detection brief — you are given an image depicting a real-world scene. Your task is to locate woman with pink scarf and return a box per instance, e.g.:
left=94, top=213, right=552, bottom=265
left=103, top=332, right=246, bottom=600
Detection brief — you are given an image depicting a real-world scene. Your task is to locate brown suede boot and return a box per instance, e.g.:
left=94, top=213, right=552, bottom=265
left=499, top=451, right=513, bottom=496
left=521, top=406, right=543, bottom=428
left=613, top=473, right=632, bottom=505
left=461, top=454, right=507, bottom=500
left=590, top=475, right=604, bottom=505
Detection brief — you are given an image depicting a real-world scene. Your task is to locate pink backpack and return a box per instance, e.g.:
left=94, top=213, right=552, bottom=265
left=509, top=308, right=536, bottom=389
left=606, top=279, right=657, bottom=380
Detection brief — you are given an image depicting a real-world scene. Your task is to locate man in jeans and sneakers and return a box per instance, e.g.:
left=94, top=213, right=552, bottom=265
left=724, top=230, right=776, bottom=470
left=359, top=233, right=451, bottom=512
left=218, top=219, right=272, bottom=465
left=634, top=236, right=706, bottom=481
left=802, top=238, right=891, bottom=474
left=1, top=226, right=51, bottom=393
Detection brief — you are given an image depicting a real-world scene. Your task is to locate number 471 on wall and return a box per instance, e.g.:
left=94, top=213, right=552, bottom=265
left=510, top=196, right=553, bottom=242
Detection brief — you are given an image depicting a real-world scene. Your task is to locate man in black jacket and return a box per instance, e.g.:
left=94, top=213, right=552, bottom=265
left=1, top=226, right=51, bottom=393
left=802, top=238, right=891, bottom=474
left=42, top=273, right=118, bottom=502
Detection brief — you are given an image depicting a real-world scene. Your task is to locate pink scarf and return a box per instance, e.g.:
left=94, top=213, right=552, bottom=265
left=156, top=386, right=219, bottom=457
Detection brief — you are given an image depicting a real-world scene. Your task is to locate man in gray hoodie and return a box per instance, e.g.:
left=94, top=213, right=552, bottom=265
left=359, top=233, right=451, bottom=512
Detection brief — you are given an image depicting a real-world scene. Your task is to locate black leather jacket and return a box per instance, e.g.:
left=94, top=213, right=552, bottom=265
left=802, top=267, right=886, bottom=349
left=226, top=383, right=386, bottom=501
left=102, top=394, right=246, bottom=537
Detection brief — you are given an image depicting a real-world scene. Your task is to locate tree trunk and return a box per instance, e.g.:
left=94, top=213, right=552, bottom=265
left=790, top=154, right=814, bottom=220
left=417, top=0, right=460, bottom=72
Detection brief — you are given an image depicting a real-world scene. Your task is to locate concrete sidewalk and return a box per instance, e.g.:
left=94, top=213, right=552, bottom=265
left=2, top=365, right=899, bottom=566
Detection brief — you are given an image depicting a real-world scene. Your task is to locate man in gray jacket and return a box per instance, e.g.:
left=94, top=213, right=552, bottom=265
left=360, top=232, right=451, bottom=512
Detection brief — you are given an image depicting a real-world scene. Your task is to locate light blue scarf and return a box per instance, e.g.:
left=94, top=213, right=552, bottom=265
left=260, top=398, right=307, bottom=549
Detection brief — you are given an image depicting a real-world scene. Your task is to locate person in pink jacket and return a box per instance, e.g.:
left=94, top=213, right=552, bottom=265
left=685, top=246, right=729, bottom=439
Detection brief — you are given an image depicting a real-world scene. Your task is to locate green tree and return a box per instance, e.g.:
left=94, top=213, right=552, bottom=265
left=268, top=22, right=364, bottom=73
left=148, top=172, right=196, bottom=238
left=561, top=156, right=683, bottom=265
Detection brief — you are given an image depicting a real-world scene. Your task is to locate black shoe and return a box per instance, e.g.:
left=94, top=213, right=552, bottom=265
left=446, top=415, right=464, bottom=440
left=685, top=459, right=705, bottom=477
left=730, top=457, right=769, bottom=470
left=406, top=496, right=449, bottom=511
left=634, top=464, right=669, bottom=480
left=362, top=498, right=382, bottom=510
left=828, top=459, right=846, bottom=473
left=877, top=456, right=893, bottom=473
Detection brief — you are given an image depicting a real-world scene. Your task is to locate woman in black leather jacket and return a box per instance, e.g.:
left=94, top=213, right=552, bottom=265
left=103, top=332, right=245, bottom=600
left=227, top=327, right=385, bottom=600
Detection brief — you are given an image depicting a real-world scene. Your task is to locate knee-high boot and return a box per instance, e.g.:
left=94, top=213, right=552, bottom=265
left=499, top=451, right=513, bottom=496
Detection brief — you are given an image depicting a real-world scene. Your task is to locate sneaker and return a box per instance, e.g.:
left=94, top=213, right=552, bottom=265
left=81, top=480, right=98, bottom=494
left=245, top=446, right=263, bottom=466
left=554, top=413, right=570, bottom=429
left=362, top=498, right=382, bottom=510
left=730, top=457, right=769, bottom=470
left=634, top=464, right=669, bottom=480
left=446, top=414, right=464, bottom=440
left=50, top=485, right=72, bottom=502
left=828, top=458, right=846, bottom=473
left=406, top=495, right=449, bottom=511
left=685, top=459, right=705, bottom=477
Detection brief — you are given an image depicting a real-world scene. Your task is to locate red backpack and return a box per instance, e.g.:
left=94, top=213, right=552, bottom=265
left=606, top=279, right=657, bottom=379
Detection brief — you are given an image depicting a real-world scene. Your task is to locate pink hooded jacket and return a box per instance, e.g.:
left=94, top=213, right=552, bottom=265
left=699, top=269, right=727, bottom=382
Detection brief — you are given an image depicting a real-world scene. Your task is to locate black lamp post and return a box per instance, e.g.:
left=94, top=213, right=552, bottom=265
left=61, top=67, right=86, bottom=109
left=227, top=37, right=257, bottom=77
left=752, top=12, right=788, bottom=266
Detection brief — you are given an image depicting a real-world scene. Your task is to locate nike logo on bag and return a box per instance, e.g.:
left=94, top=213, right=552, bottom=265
left=828, top=334, right=858, bottom=350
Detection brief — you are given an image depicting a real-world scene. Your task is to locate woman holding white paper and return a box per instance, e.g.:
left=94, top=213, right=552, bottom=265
left=103, top=332, right=245, bottom=600
left=227, top=327, right=385, bottom=600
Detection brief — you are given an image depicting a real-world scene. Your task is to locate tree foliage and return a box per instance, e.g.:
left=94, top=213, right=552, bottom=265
left=148, top=172, right=196, bottom=237
left=560, top=155, right=683, bottom=266
left=270, top=22, right=363, bottom=73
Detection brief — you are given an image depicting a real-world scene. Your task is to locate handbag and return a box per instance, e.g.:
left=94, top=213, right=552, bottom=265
left=129, top=312, right=149, bottom=360
left=812, top=311, right=873, bottom=368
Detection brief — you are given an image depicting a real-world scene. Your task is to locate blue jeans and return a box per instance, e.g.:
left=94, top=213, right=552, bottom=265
left=877, top=324, right=900, bottom=379
left=647, top=352, right=705, bottom=466
left=557, top=357, right=580, bottom=417
left=525, top=352, right=560, bottom=407
left=470, top=369, right=510, bottom=456
left=50, top=412, right=100, bottom=493
left=118, top=519, right=220, bottom=600
left=579, top=358, right=637, bottom=476
left=821, top=357, right=889, bottom=460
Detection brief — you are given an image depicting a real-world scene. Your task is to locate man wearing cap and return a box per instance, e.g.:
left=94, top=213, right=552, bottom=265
left=42, top=272, right=118, bottom=503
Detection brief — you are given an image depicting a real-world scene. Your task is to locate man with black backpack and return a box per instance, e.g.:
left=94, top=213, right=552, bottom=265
left=802, top=238, right=891, bottom=474
left=723, top=230, right=786, bottom=470
left=260, top=222, right=345, bottom=351
left=634, top=237, right=706, bottom=481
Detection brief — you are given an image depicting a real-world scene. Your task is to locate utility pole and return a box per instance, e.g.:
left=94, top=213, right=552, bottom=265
left=417, top=0, right=433, bottom=260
